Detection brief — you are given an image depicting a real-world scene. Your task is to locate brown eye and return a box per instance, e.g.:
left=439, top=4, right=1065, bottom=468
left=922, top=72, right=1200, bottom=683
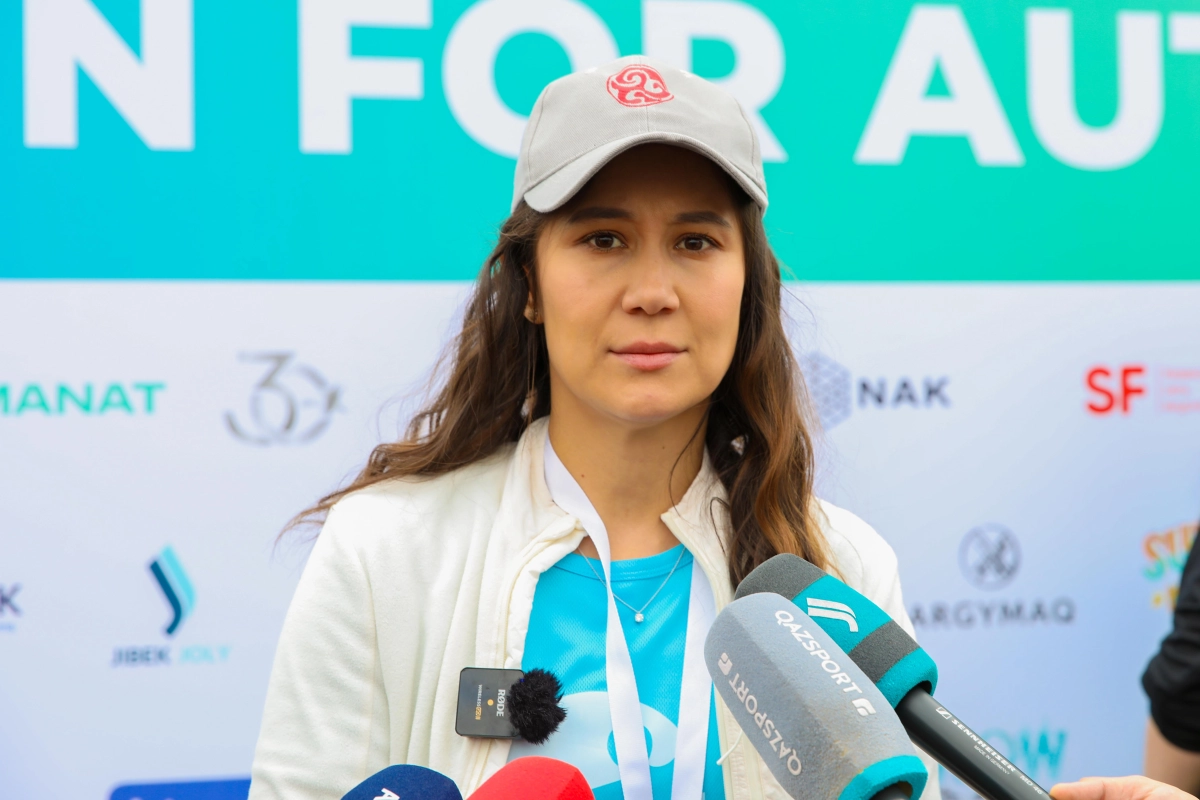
left=587, top=232, right=622, bottom=250
left=679, top=235, right=712, bottom=252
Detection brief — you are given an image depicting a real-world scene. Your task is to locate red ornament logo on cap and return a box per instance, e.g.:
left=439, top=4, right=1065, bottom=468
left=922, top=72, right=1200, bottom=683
left=606, top=65, right=674, bottom=107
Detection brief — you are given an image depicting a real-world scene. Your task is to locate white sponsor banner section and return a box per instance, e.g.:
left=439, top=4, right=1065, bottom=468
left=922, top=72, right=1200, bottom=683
left=1, top=281, right=1198, bottom=798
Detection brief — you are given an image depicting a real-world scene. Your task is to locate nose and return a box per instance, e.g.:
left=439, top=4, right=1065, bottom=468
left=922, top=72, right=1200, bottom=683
left=621, top=249, right=680, bottom=316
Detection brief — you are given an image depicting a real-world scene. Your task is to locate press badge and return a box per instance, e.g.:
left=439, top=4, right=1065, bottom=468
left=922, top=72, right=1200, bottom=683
left=455, top=667, right=525, bottom=738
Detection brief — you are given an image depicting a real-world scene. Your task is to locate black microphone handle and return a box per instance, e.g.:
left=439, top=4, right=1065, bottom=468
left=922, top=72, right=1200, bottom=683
left=872, top=783, right=917, bottom=800
left=896, top=688, right=1050, bottom=800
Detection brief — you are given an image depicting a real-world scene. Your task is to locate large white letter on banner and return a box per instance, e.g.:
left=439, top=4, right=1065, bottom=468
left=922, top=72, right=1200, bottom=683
left=1027, top=10, right=1163, bottom=171
left=642, top=0, right=787, bottom=162
left=855, top=5, right=1023, bottom=166
left=443, top=0, right=618, bottom=158
left=1169, top=12, right=1200, bottom=53
left=23, top=0, right=193, bottom=150
left=299, top=0, right=431, bottom=154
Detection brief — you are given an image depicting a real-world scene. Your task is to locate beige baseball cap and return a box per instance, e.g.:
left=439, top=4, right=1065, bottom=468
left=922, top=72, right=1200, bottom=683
left=512, top=55, right=768, bottom=214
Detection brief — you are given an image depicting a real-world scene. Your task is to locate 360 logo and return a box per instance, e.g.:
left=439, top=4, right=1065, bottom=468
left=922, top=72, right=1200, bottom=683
left=149, top=546, right=194, bottom=637
left=226, top=352, right=341, bottom=445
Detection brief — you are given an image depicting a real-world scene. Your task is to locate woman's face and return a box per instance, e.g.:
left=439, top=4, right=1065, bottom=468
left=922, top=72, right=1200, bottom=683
left=535, top=144, right=746, bottom=428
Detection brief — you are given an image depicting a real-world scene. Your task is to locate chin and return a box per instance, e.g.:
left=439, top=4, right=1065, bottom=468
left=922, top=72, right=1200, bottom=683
left=602, top=395, right=702, bottom=427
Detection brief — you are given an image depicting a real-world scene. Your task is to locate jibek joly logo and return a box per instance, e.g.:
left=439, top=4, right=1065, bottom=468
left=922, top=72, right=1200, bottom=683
left=1141, top=520, right=1197, bottom=611
left=226, top=352, right=341, bottom=445
left=1086, top=363, right=1200, bottom=415
left=112, top=546, right=232, bottom=668
left=801, top=352, right=950, bottom=430
left=0, top=381, right=165, bottom=415
left=149, top=546, right=194, bottom=636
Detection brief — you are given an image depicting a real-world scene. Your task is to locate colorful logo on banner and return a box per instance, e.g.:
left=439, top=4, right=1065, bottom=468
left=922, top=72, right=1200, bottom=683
left=0, top=382, right=166, bottom=416
left=1085, top=364, right=1200, bottom=416
left=113, top=547, right=231, bottom=667
left=801, top=352, right=951, bottom=430
left=1142, top=521, right=1198, bottom=610
left=5, top=1, right=1200, bottom=280
left=149, top=546, right=194, bottom=637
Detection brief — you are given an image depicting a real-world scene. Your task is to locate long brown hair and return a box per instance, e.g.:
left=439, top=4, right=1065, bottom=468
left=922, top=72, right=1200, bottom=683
left=291, top=191, right=829, bottom=585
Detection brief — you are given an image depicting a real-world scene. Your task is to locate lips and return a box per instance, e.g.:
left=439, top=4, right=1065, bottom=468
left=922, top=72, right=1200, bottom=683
left=612, top=342, right=683, bottom=371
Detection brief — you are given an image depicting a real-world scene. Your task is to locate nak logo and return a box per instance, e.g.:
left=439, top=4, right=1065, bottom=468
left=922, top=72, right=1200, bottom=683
left=806, top=598, right=859, bottom=632
left=226, top=352, right=342, bottom=445
left=149, top=546, right=194, bottom=637
left=801, top=352, right=950, bottom=430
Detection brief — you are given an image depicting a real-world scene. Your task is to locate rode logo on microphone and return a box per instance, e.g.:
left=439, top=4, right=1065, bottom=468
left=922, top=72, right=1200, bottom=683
left=720, top=652, right=804, bottom=776
left=606, top=65, right=674, bottom=108
left=374, top=789, right=400, bottom=800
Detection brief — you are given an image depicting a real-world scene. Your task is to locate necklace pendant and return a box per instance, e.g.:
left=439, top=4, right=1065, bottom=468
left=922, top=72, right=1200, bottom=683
left=634, top=612, right=645, bottom=623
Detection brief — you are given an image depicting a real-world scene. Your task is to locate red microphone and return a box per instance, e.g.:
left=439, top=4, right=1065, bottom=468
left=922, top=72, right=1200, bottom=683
left=469, top=757, right=594, bottom=800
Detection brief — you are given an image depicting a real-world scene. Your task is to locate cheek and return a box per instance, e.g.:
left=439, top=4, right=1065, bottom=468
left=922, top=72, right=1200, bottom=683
left=537, top=257, right=613, bottom=366
left=693, top=264, right=745, bottom=368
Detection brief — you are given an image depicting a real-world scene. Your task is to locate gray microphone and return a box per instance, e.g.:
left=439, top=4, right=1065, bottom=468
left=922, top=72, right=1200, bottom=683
left=705, top=593, right=928, bottom=800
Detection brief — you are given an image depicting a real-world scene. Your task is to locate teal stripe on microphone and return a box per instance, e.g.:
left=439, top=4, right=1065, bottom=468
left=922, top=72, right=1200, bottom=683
left=792, top=575, right=893, bottom=653
left=838, top=755, right=928, bottom=800
left=875, top=648, right=940, bottom=708
left=793, top=575, right=939, bottom=707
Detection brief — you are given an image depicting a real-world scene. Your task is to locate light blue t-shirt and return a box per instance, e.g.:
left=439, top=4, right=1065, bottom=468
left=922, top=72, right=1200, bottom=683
left=508, top=545, right=726, bottom=799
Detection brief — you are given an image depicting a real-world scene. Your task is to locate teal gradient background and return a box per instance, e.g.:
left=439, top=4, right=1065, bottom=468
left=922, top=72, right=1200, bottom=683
left=2, top=0, right=1200, bottom=280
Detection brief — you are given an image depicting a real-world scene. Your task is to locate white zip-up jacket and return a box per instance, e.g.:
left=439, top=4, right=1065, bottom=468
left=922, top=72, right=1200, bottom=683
left=249, top=418, right=941, bottom=800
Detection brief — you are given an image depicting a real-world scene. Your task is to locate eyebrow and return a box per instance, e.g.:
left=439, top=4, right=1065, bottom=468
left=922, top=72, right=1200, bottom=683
left=566, top=206, right=633, bottom=224
left=565, top=206, right=732, bottom=228
left=672, top=210, right=732, bottom=229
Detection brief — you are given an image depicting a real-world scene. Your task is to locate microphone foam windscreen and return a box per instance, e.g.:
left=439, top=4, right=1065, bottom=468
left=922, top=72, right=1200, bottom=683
left=736, top=554, right=939, bottom=707
left=706, top=593, right=927, bottom=800
left=342, top=765, right=462, bottom=800
left=469, top=757, right=594, bottom=800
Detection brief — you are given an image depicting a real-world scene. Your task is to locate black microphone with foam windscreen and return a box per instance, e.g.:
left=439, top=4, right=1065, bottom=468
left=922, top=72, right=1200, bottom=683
left=340, top=764, right=462, bottom=800
left=736, top=553, right=1050, bottom=800
left=468, top=756, right=594, bottom=800
left=705, top=592, right=929, bottom=800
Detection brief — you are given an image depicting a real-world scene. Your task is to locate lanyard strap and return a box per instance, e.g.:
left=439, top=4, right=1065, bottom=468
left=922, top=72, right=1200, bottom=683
left=543, top=438, right=715, bottom=800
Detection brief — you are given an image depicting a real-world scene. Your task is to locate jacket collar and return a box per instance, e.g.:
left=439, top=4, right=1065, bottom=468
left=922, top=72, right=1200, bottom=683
left=508, top=416, right=733, bottom=593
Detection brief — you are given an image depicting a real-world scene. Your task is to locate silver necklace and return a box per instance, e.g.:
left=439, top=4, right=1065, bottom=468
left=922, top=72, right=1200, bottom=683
left=580, top=545, right=686, bottom=623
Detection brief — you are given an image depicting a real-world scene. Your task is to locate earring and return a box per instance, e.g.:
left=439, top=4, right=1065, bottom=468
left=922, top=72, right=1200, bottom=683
left=524, top=306, right=540, bottom=323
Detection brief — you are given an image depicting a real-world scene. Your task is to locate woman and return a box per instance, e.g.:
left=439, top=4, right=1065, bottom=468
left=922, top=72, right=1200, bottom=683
left=249, top=56, right=939, bottom=800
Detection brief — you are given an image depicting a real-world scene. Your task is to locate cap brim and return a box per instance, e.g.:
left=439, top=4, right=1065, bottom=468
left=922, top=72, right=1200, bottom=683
left=520, top=132, right=768, bottom=214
